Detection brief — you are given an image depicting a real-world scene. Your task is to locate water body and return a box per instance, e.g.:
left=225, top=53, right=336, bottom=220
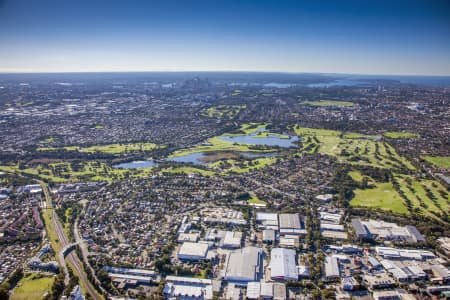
left=169, top=151, right=280, bottom=165
left=240, top=152, right=280, bottom=158
left=113, top=160, right=157, bottom=169
left=219, top=134, right=299, bottom=148
left=170, top=152, right=206, bottom=165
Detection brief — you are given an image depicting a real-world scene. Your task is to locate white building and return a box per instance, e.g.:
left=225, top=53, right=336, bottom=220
left=164, top=276, right=213, bottom=300
left=224, top=247, right=262, bottom=284
left=279, top=213, right=306, bottom=236
left=270, top=248, right=298, bottom=281
left=178, top=242, right=209, bottom=261
left=324, top=256, right=340, bottom=281
left=223, top=231, right=242, bottom=248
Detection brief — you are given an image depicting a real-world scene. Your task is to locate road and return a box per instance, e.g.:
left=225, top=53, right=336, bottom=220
left=39, top=181, right=103, bottom=300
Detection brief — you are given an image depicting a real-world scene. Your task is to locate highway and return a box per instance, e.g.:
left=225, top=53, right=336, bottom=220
left=39, top=180, right=103, bottom=300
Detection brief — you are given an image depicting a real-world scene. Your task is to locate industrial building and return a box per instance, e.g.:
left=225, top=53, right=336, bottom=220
left=375, top=247, right=435, bottom=260
left=223, top=231, right=242, bottom=248
left=224, top=246, right=262, bottom=284
left=341, top=276, right=360, bottom=291
left=324, top=256, right=340, bottom=281
left=363, top=273, right=396, bottom=290
left=351, top=218, right=370, bottom=239
left=262, top=229, right=276, bottom=244
left=352, top=219, right=424, bottom=243
left=269, top=248, right=298, bottom=281
left=164, top=276, right=213, bottom=300
left=278, top=213, right=306, bottom=236
left=256, top=212, right=279, bottom=230
left=177, top=242, right=209, bottom=261
left=246, top=282, right=261, bottom=299
left=278, top=235, right=299, bottom=248
left=177, top=233, right=200, bottom=243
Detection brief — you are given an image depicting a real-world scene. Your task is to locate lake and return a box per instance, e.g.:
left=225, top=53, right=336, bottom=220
left=219, top=134, right=299, bottom=148
left=113, top=160, right=157, bottom=169
left=169, top=152, right=206, bottom=165
left=169, top=151, right=280, bottom=165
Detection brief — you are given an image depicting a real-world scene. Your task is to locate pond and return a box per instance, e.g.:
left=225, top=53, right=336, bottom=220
left=112, top=160, right=157, bottom=169
left=169, top=151, right=281, bottom=165
left=169, top=152, right=207, bottom=165
left=218, top=133, right=299, bottom=148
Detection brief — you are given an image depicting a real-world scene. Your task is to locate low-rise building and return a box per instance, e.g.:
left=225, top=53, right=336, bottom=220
left=164, top=276, right=213, bottom=300
left=178, top=242, right=209, bottom=261
left=269, top=248, right=298, bottom=281
left=224, top=247, right=262, bottom=284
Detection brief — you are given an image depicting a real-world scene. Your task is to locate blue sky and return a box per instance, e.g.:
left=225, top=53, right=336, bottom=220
left=0, top=0, right=449, bottom=75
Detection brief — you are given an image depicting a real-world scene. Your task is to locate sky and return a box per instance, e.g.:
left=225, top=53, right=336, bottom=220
left=0, top=0, right=449, bottom=75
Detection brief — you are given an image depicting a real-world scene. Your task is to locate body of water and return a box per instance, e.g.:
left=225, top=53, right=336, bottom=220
left=219, top=134, right=299, bottom=148
left=113, top=160, right=157, bottom=169
left=169, top=152, right=206, bottom=165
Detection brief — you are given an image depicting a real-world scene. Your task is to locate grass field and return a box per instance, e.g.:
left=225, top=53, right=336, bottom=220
left=247, top=193, right=267, bottom=206
left=11, top=274, right=55, bottom=300
left=348, top=170, right=365, bottom=183
left=0, top=160, right=156, bottom=183
left=209, top=157, right=277, bottom=173
left=38, top=142, right=162, bottom=154
left=395, top=174, right=449, bottom=218
left=200, top=104, right=246, bottom=119
left=422, top=156, right=450, bottom=168
left=302, top=100, right=354, bottom=107
left=349, top=171, right=449, bottom=219
left=350, top=180, right=409, bottom=214
left=294, top=126, right=415, bottom=170
left=383, top=131, right=420, bottom=139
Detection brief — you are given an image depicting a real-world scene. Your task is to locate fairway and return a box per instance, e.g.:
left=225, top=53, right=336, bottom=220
left=200, top=104, right=246, bottom=119
left=383, top=131, right=420, bottom=139
left=422, top=156, right=450, bottom=168
left=38, top=142, right=162, bottom=154
left=0, top=160, right=156, bottom=183
left=350, top=181, right=408, bottom=214
left=294, top=126, right=415, bottom=170
left=395, top=174, right=449, bottom=218
left=209, top=157, right=277, bottom=173
left=11, top=274, right=55, bottom=300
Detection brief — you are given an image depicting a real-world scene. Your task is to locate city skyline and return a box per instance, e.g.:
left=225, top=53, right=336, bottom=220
left=0, top=0, right=449, bottom=75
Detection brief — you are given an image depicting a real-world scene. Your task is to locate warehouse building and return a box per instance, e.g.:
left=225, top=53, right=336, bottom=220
left=375, top=247, right=435, bottom=260
left=269, top=248, right=298, bottom=281
left=224, top=246, right=263, bottom=284
left=262, top=229, right=276, bottom=244
left=178, top=242, right=209, bottom=261
left=353, top=219, right=425, bottom=243
left=164, top=276, right=213, bottom=300
left=278, top=213, right=307, bottom=236
left=351, top=218, right=370, bottom=239
left=223, top=231, right=242, bottom=249
left=256, top=212, right=279, bottom=230
left=324, top=256, right=340, bottom=281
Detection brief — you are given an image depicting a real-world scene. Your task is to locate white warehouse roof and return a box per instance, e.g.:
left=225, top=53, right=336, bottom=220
left=270, top=248, right=298, bottom=281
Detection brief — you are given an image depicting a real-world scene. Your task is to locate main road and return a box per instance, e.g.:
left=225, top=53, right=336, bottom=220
left=39, top=179, right=103, bottom=300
